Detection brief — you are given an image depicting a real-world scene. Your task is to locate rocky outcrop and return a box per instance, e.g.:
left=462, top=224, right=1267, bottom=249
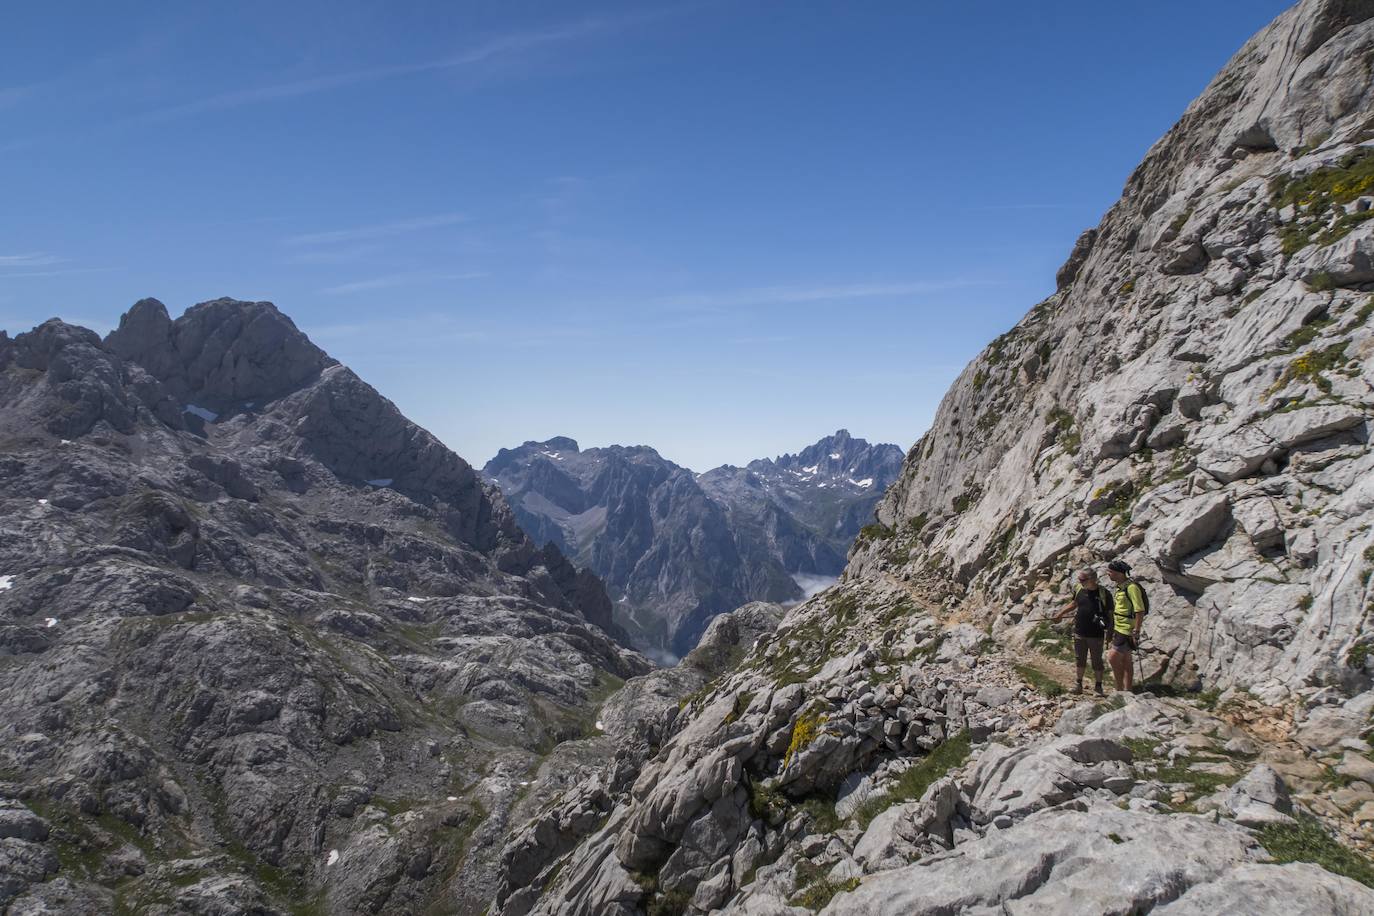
left=0, top=299, right=645, bottom=912
left=849, top=0, right=1374, bottom=722
left=491, top=4, right=1374, bottom=915
left=484, top=431, right=901, bottom=658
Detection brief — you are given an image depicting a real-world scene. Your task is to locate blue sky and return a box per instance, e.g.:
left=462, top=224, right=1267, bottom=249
left=2, top=0, right=1292, bottom=470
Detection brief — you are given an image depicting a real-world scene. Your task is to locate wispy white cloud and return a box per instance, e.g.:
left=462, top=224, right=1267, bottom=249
left=285, top=213, right=469, bottom=247
left=0, top=267, right=119, bottom=279
left=283, top=244, right=384, bottom=265
left=653, top=279, right=992, bottom=312
left=133, top=17, right=620, bottom=125
left=318, top=270, right=484, bottom=295
left=0, top=253, right=65, bottom=268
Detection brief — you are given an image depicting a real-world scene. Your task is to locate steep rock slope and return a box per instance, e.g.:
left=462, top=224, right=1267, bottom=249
left=0, top=299, right=647, bottom=913
left=484, top=432, right=901, bottom=659
left=850, top=0, right=1374, bottom=719
left=492, top=3, right=1374, bottom=915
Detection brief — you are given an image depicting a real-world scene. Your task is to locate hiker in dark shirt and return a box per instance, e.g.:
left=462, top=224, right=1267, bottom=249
left=1052, top=567, right=1110, bottom=695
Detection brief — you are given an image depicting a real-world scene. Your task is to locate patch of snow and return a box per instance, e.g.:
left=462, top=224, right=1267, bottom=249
left=594, top=720, right=604, bottom=731
left=366, top=478, right=393, bottom=487
left=183, top=404, right=218, bottom=422
left=37, top=499, right=48, bottom=505
left=326, top=849, right=339, bottom=867
left=405, top=596, right=431, bottom=604
left=829, top=452, right=841, bottom=460
left=540, top=450, right=564, bottom=461
left=44, top=617, right=58, bottom=628
left=802, top=464, right=819, bottom=474
left=243, top=401, right=256, bottom=408
left=446, top=795, right=458, bottom=802
left=59, top=439, right=71, bottom=446
left=849, top=478, right=874, bottom=488
left=0, top=575, right=14, bottom=591
left=520, top=781, right=530, bottom=787
left=817, top=483, right=827, bottom=488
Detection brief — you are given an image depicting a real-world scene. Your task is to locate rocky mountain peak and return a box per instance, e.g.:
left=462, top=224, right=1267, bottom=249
left=106, top=295, right=336, bottom=411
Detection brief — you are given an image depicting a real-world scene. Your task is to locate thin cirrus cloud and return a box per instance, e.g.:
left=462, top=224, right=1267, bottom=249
left=284, top=213, right=469, bottom=247
left=652, top=278, right=993, bottom=312
left=130, top=16, right=628, bottom=125
left=0, top=253, right=65, bottom=268
left=318, top=270, right=484, bottom=296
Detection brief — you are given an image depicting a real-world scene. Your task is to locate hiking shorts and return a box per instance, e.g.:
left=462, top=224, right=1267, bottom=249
left=1111, top=632, right=1135, bottom=652
left=1074, top=636, right=1104, bottom=672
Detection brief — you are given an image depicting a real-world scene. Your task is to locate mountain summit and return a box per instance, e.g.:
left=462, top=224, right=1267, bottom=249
left=484, top=432, right=903, bottom=658
left=0, top=298, right=644, bottom=912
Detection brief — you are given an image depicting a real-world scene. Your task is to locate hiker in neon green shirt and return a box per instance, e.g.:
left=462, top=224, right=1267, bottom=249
left=1105, top=559, right=1147, bottom=691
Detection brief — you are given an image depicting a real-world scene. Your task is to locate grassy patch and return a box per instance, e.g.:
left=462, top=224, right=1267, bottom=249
left=853, top=730, right=972, bottom=829
left=1258, top=814, right=1374, bottom=888
left=1149, top=754, right=1240, bottom=809
left=798, top=794, right=842, bottom=834
left=1014, top=663, right=1064, bottom=698
left=856, top=523, right=893, bottom=545
left=1271, top=148, right=1374, bottom=255
left=725, top=690, right=756, bottom=725
left=1028, top=621, right=1077, bottom=662
left=791, top=875, right=860, bottom=910
left=1122, top=737, right=1159, bottom=760
left=1046, top=407, right=1080, bottom=455
left=746, top=778, right=789, bottom=826
left=1274, top=341, right=1349, bottom=394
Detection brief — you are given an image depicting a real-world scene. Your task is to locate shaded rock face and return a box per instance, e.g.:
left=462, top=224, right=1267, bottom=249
left=0, top=299, right=647, bottom=912
left=850, top=0, right=1374, bottom=715
left=484, top=431, right=901, bottom=659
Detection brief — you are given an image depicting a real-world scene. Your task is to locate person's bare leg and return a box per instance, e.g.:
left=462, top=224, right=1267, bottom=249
left=1108, top=649, right=1126, bottom=691
left=1123, top=649, right=1134, bottom=692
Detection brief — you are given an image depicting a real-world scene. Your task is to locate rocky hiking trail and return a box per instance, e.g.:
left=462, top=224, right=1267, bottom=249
left=489, top=578, right=1374, bottom=916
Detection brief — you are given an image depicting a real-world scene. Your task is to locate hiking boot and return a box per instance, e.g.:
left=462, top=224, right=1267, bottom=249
left=1073, top=684, right=1084, bottom=694
left=1094, top=685, right=1106, bottom=697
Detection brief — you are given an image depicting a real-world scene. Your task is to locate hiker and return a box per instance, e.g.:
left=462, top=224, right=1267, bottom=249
left=1052, top=567, right=1110, bottom=695
left=1104, top=559, right=1148, bottom=691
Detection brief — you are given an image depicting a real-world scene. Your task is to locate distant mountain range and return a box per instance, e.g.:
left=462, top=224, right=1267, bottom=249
left=482, top=430, right=903, bottom=658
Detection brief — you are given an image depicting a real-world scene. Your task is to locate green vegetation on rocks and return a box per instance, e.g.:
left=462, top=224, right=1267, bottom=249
left=1258, top=814, right=1374, bottom=888
left=854, top=730, right=972, bottom=829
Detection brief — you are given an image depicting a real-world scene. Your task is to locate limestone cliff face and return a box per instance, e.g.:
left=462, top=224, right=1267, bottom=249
left=484, top=6, right=1374, bottom=916
left=0, top=299, right=644, bottom=913
left=850, top=0, right=1374, bottom=708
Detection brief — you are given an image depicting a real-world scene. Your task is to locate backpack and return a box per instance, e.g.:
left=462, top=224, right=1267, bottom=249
left=1128, top=580, right=1150, bottom=614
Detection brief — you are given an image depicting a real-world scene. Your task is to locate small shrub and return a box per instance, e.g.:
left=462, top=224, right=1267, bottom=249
left=785, top=710, right=829, bottom=767
left=1275, top=342, right=1349, bottom=393
left=856, top=523, right=893, bottom=545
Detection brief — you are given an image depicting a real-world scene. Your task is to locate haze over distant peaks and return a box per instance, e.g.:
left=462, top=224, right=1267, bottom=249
left=484, top=430, right=903, bottom=657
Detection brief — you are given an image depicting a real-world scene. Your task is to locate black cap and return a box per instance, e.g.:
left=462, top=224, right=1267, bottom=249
left=1107, top=559, right=1132, bottom=574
